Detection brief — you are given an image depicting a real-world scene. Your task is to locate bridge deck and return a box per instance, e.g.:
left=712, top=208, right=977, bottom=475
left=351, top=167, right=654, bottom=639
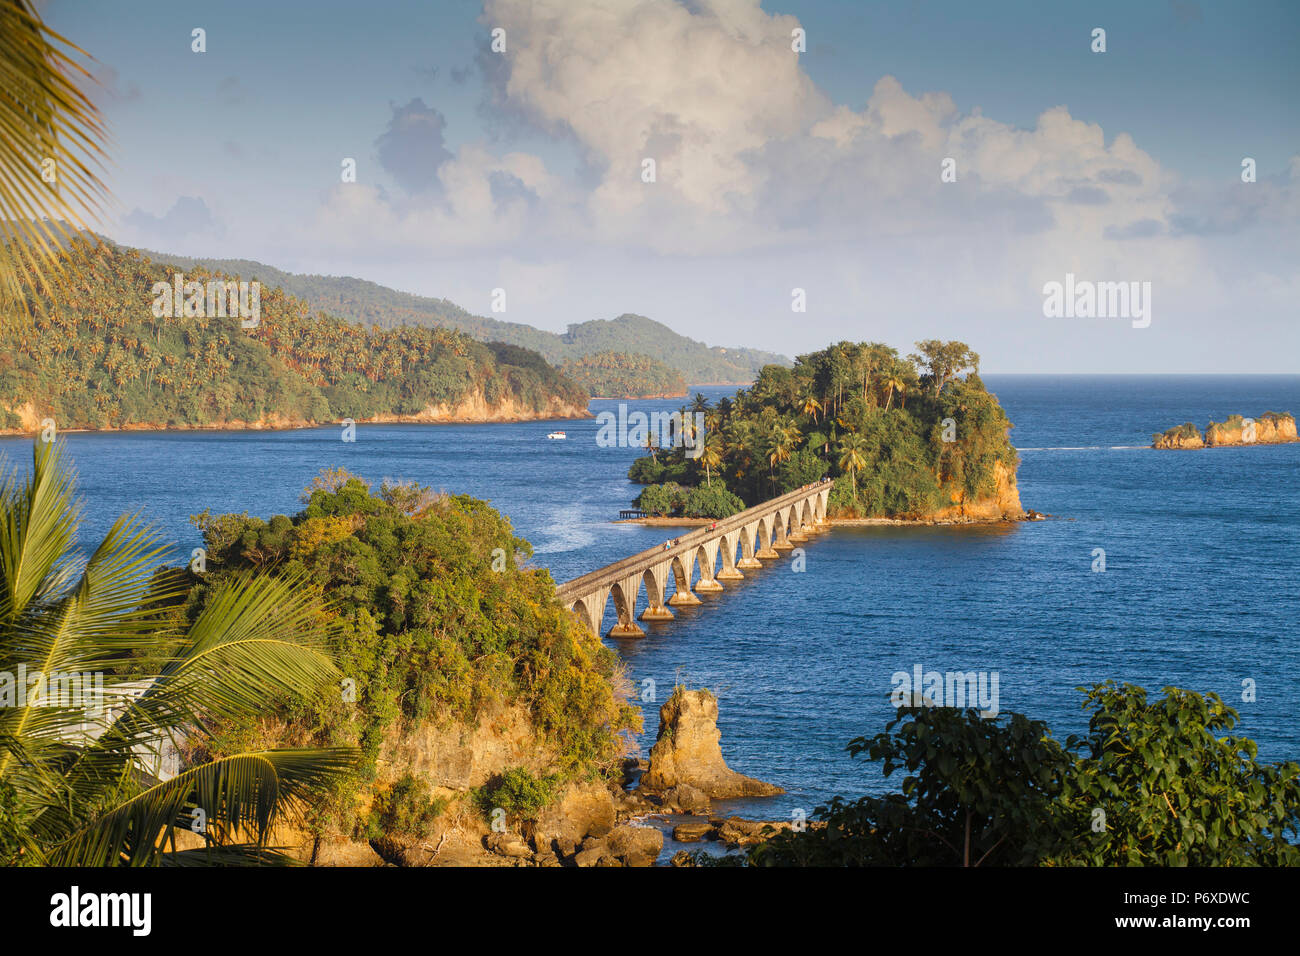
left=554, top=482, right=829, bottom=603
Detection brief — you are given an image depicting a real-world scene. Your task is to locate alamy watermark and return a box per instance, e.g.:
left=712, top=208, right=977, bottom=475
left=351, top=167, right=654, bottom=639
left=150, top=272, right=260, bottom=328
left=890, top=664, right=1000, bottom=718
left=595, top=404, right=705, bottom=459
left=1042, top=273, right=1151, bottom=329
left=0, top=665, right=105, bottom=715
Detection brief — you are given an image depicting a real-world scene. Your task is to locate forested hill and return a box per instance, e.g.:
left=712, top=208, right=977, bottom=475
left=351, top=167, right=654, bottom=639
left=0, top=240, right=589, bottom=432
left=561, top=351, right=686, bottom=398
left=129, top=243, right=788, bottom=384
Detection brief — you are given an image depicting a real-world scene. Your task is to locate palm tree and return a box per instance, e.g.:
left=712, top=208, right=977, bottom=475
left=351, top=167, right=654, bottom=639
left=0, top=1, right=108, bottom=312
left=837, top=433, right=869, bottom=501
left=763, top=421, right=800, bottom=496
left=0, top=442, right=357, bottom=865
left=689, top=393, right=711, bottom=415
left=699, top=434, right=722, bottom=488
left=799, top=389, right=822, bottom=424
left=883, top=364, right=906, bottom=411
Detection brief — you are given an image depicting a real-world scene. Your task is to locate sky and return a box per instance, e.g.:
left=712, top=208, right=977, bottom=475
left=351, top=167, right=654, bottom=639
left=41, top=0, right=1300, bottom=373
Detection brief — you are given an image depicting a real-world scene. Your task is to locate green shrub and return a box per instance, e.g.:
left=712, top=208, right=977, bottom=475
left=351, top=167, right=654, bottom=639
left=475, top=767, right=561, bottom=821
left=365, top=773, right=447, bottom=840
left=634, top=482, right=687, bottom=516
left=682, top=484, right=744, bottom=518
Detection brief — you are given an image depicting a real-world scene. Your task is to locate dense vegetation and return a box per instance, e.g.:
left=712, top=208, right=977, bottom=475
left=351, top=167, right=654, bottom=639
left=561, top=350, right=686, bottom=398
left=628, top=341, right=1020, bottom=518
left=132, top=243, right=787, bottom=384
left=0, top=442, right=356, bottom=865
left=0, top=239, right=587, bottom=431
left=728, top=683, right=1300, bottom=866
left=632, top=481, right=745, bottom=519
left=184, top=468, right=638, bottom=841
left=1152, top=422, right=1201, bottom=445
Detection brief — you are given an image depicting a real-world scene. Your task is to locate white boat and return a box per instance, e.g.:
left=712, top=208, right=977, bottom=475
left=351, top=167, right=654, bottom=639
left=546, top=431, right=567, bottom=440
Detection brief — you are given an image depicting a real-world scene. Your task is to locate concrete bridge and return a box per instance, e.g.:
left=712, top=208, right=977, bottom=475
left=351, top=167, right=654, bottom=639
left=555, top=482, right=833, bottom=638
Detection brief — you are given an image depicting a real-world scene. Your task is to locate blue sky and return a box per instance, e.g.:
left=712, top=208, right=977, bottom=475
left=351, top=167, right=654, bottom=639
left=43, top=0, right=1300, bottom=372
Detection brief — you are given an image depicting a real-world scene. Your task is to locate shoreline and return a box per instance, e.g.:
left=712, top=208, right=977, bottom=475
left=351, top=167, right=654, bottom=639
left=615, top=512, right=1047, bottom=527
left=0, top=408, right=594, bottom=437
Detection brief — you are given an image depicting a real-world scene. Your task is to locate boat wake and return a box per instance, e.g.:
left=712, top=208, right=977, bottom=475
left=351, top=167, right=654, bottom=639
left=1016, top=445, right=1148, bottom=451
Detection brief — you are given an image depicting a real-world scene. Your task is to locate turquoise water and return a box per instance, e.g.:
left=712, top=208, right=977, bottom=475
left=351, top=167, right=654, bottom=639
left=3, top=375, right=1298, bottom=835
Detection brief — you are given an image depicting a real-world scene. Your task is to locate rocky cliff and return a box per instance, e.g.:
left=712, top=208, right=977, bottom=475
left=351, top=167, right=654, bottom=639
left=925, top=459, right=1026, bottom=523
left=1153, top=413, right=1298, bottom=449
left=640, top=687, right=783, bottom=798
left=0, top=386, right=589, bottom=435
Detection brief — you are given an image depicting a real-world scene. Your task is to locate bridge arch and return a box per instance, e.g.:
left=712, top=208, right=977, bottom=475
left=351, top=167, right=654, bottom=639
left=669, top=549, right=701, bottom=606
left=556, top=484, right=833, bottom=636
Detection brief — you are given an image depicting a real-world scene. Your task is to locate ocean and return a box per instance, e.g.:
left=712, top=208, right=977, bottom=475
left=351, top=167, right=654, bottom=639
left=3, top=374, right=1297, bottom=844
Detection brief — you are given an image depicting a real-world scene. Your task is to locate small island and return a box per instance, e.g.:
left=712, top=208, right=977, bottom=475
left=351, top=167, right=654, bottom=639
left=625, top=340, right=1028, bottom=524
left=1152, top=412, right=1298, bottom=449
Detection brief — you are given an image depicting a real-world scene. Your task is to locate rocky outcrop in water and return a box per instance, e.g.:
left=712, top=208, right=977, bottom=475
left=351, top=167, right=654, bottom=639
left=1153, top=413, right=1298, bottom=449
left=640, top=688, right=783, bottom=799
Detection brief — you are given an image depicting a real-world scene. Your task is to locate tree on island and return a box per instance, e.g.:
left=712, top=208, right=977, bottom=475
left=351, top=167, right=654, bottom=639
left=837, top=433, right=868, bottom=501
left=909, top=340, right=980, bottom=399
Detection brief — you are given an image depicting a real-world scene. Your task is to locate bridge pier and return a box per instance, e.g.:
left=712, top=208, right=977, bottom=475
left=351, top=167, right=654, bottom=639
left=568, top=588, right=610, bottom=639
left=772, top=508, right=795, bottom=552
left=694, top=539, right=724, bottom=592
left=608, top=574, right=646, bottom=638
left=716, top=530, right=744, bottom=580
left=738, top=522, right=763, bottom=568
left=668, top=550, right=702, bottom=606
left=638, top=561, right=674, bottom=621
left=755, top=515, right=779, bottom=559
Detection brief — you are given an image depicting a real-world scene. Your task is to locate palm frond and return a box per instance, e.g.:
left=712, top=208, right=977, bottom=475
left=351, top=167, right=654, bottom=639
left=0, top=442, right=359, bottom=866
left=50, top=748, right=359, bottom=866
left=0, top=0, right=109, bottom=314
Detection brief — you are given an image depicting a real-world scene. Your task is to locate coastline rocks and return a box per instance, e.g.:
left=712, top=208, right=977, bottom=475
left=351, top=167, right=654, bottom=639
left=1207, top=412, right=1298, bottom=446
left=531, top=780, right=616, bottom=858
left=715, top=816, right=793, bottom=847
left=484, top=831, right=533, bottom=860
left=925, top=459, right=1025, bottom=522
left=1152, top=423, right=1205, bottom=449
left=0, top=388, right=591, bottom=437
left=661, top=783, right=712, bottom=814
left=672, top=821, right=714, bottom=843
left=640, top=688, right=783, bottom=799
left=1153, top=412, right=1298, bottom=449
left=573, top=824, right=664, bottom=867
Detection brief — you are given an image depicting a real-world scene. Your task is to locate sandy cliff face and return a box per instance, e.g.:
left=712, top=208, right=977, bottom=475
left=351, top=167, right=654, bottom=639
left=1153, top=430, right=1206, bottom=450
left=382, top=704, right=557, bottom=792
left=1205, top=414, right=1298, bottom=446
left=0, top=388, right=591, bottom=435
left=1153, top=413, right=1298, bottom=449
left=197, top=703, right=598, bottom=867
left=926, top=459, right=1025, bottom=522
left=362, top=390, right=589, bottom=425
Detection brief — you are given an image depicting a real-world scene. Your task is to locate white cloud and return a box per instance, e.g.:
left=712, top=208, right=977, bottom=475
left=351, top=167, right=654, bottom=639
left=289, top=0, right=1296, bottom=370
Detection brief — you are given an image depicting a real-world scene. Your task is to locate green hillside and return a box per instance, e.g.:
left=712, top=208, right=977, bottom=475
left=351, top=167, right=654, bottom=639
left=561, top=351, right=686, bottom=398
left=129, top=244, right=788, bottom=384
left=0, top=239, right=588, bottom=431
